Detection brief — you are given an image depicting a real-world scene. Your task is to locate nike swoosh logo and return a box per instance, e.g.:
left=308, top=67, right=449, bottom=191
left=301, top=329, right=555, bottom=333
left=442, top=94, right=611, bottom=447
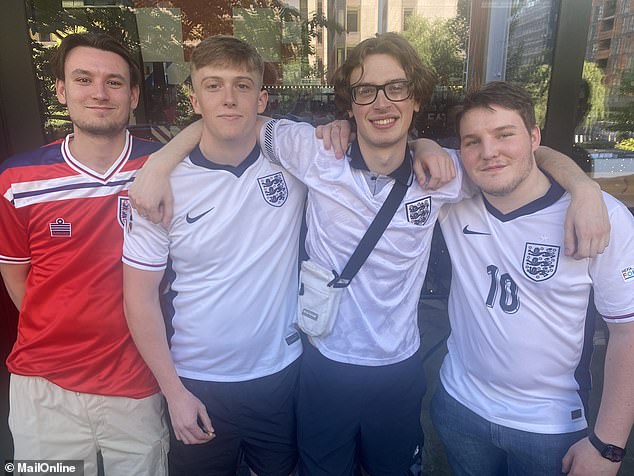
left=186, top=207, right=215, bottom=224
left=462, top=225, right=491, bottom=236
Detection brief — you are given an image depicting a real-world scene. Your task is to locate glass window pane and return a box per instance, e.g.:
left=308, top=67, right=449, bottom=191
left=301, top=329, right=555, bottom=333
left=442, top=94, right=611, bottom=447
left=581, top=0, right=634, bottom=207
left=505, top=0, right=558, bottom=129
left=347, top=8, right=359, bottom=33
left=26, top=0, right=471, bottom=144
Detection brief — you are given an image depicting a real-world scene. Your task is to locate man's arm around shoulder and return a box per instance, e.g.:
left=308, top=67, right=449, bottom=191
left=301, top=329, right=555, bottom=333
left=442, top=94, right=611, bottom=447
left=535, top=146, right=610, bottom=259
left=129, top=120, right=204, bottom=226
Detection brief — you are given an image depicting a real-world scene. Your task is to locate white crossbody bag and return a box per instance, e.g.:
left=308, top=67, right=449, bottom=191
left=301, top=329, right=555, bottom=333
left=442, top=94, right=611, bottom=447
left=298, top=179, right=408, bottom=337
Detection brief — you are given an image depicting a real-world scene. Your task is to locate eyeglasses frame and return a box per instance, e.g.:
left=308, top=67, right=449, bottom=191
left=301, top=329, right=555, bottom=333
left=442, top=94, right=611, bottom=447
left=350, top=80, right=414, bottom=106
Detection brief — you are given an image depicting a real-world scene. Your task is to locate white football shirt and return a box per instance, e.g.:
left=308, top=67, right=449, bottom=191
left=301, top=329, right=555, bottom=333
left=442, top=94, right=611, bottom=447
left=439, top=181, right=634, bottom=433
left=262, top=119, right=470, bottom=365
left=123, top=145, right=306, bottom=381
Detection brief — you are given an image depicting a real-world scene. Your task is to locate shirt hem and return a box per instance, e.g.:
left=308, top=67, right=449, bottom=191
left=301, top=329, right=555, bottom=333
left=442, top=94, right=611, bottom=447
left=8, top=371, right=160, bottom=399
left=441, top=377, right=589, bottom=435
left=175, top=351, right=302, bottom=382
left=312, top=340, right=418, bottom=366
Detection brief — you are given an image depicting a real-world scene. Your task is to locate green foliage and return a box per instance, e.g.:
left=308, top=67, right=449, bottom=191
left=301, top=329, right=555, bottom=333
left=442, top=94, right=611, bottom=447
left=29, top=3, right=146, bottom=136
left=582, top=62, right=606, bottom=128
left=450, top=0, right=470, bottom=54
left=579, top=139, right=615, bottom=149
left=30, top=2, right=141, bottom=50
left=28, top=1, right=340, bottom=135
left=610, top=105, right=634, bottom=134
left=511, top=62, right=606, bottom=130
left=621, top=68, right=634, bottom=96
left=403, top=15, right=466, bottom=88
left=175, top=83, right=195, bottom=126
left=608, top=64, right=634, bottom=135
left=31, top=43, right=67, bottom=136
left=615, top=138, right=634, bottom=151
left=298, top=12, right=345, bottom=80
left=521, top=64, right=551, bottom=127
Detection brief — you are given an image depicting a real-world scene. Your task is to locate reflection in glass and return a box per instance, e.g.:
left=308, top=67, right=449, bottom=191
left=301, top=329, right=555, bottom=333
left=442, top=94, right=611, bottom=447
left=28, top=0, right=470, bottom=144
left=505, top=0, right=558, bottom=128
left=582, top=0, right=634, bottom=205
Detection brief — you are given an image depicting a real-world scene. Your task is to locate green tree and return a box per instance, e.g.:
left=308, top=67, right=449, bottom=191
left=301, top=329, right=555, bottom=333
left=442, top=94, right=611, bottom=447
left=521, top=64, right=551, bottom=127
left=581, top=62, right=607, bottom=131
left=28, top=1, right=341, bottom=136
left=517, top=62, right=606, bottom=130
left=615, top=137, right=634, bottom=150
left=609, top=64, right=634, bottom=137
left=448, top=0, right=470, bottom=59
left=29, top=1, right=149, bottom=135
left=403, top=15, right=465, bottom=88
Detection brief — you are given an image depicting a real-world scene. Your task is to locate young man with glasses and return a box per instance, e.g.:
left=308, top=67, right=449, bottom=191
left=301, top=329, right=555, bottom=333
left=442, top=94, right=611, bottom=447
left=131, top=33, right=467, bottom=474
left=260, top=35, right=470, bottom=475
left=129, top=33, right=608, bottom=475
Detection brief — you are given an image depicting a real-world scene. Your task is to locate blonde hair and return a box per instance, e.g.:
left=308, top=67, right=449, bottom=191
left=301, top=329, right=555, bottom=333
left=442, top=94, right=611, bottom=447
left=191, top=35, right=264, bottom=87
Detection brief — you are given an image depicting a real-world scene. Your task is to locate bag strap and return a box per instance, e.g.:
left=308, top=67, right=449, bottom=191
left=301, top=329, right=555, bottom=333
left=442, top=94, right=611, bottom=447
left=329, top=178, right=408, bottom=288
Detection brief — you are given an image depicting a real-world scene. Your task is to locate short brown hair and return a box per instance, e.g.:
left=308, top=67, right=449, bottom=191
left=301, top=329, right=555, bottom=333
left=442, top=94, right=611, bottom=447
left=457, top=81, right=537, bottom=136
left=190, top=36, right=264, bottom=87
left=332, top=32, right=436, bottom=117
left=51, top=32, right=141, bottom=87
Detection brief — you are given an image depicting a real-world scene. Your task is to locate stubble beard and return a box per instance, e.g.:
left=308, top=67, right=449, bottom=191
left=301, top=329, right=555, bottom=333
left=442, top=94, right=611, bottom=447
left=73, top=117, right=129, bottom=138
left=479, top=157, right=534, bottom=198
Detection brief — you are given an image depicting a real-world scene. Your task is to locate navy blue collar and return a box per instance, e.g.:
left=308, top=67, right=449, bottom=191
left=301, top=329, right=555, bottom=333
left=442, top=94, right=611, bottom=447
left=348, top=140, right=413, bottom=186
left=189, top=143, right=261, bottom=178
left=484, top=175, right=565, bottom=222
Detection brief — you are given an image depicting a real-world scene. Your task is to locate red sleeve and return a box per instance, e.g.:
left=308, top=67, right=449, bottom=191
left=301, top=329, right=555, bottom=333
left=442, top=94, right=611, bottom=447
left=0, top=176, right=31, bottom=263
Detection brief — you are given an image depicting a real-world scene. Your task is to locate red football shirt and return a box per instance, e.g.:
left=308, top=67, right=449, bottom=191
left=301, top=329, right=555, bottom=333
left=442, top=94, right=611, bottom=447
left=0, top=132, right=161, bottom=398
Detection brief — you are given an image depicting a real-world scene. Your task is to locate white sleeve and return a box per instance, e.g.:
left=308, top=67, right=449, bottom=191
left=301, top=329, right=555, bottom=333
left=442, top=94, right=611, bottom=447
left=260, top=119, right=336, bottom=181
left=433, top=149, right=477, bottom=210
left=590, top=195, right=634, bottom=323
left=122, top=208, right=170, bottom=271
left=453, top=149, right=479, bottom=201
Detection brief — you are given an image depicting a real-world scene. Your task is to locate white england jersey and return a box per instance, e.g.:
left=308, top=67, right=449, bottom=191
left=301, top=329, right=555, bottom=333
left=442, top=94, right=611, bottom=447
left=123, top=145, right=306, bottom=382
left=262, top=120, right=470, bottom=366
left=439, top=180, right=634, bottom=434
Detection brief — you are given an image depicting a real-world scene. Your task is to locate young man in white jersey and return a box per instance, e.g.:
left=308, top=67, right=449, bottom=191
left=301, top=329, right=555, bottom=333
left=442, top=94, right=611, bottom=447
left=122, top=36, right=306, bottom=475
left=130, top=33, right=471, bottom=474
left=128, top=34, right=610, bottom=475
left=0, top=33, right=168, bottom=475
left=430, top=81, right=634, bottom=476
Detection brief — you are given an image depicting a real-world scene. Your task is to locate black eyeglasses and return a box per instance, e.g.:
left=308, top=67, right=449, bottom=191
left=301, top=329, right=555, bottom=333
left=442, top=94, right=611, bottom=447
left=351, top=80, right=413, bottom=105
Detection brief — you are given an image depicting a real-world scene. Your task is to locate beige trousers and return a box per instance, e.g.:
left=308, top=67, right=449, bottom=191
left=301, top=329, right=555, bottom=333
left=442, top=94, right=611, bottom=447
left=9, top=374, right=169, bottom=476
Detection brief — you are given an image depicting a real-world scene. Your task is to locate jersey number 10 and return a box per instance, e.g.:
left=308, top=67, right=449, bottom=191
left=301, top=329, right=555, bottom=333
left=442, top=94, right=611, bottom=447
left=486, top=265, right=520, bottom=314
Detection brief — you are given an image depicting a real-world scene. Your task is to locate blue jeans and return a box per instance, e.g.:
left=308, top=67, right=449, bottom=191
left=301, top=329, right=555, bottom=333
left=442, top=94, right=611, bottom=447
left=430, top=383, right=586, bottom=476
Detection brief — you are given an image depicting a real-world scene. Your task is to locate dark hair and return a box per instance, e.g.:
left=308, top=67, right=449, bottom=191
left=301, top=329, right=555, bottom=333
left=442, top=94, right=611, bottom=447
left=190, top=35, right=264, bottom=87
left=332, top=32, right=436, bottom=117
left=51, top=32, right=141, bottom=88
left=457, top=81, right=537, bottom=136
